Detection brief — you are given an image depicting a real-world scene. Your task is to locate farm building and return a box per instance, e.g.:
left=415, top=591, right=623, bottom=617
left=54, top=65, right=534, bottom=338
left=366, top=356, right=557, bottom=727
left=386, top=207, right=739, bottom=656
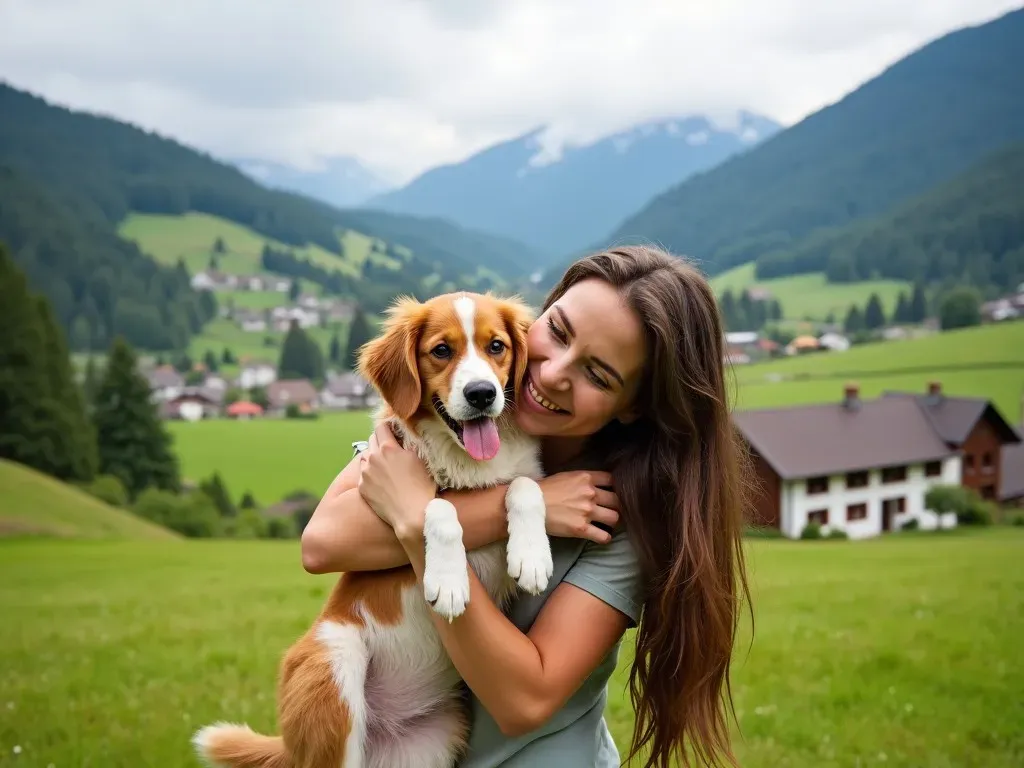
left=267, top=379, right=319, bottom=415
left=320, top=372, right=380, bottom=410
left=737, top=382, right=1022, bottom=539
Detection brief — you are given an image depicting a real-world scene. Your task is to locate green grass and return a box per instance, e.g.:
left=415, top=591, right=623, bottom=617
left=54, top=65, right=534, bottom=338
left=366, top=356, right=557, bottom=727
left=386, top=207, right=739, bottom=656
left=168, top=411, right=374, bottom=504
left=118, top=212, right=361, bottom=278
left=711, top=263, right=913, bottom=321
left=0, top=530, right=1020, bottom=767
left=730, top=321, right=1024, bottom=422
left=0, top=459, right=178, bottom=540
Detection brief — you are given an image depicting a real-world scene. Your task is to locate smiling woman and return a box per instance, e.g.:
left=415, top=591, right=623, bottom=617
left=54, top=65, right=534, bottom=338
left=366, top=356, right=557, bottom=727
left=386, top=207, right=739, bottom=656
left=303, top=244, right=753, bottom=768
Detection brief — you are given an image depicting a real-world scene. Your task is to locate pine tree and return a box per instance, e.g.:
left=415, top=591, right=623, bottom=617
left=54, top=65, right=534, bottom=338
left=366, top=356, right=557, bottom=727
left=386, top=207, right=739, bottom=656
left=278, top=320, right=324, bottom=381
left=344, top=309, right=374, bottom=371
left=203, top=349, right=219, bottom=373
left=910, top=282, right=928, bottom=323
left=222, top=347, right=236, bottom=365
left=864, top=293, right=886, bottom=330
left=844, top=304, right=864, bottom=334
left=894, top=292, right=911, bottom=324
left=289, top=279, right=300, bottom=302
left=213, top=236, right=226, bottom=254
left=0, top=245, right=97, bottom=482
left=200, top=472, right=236, bottom=517
left=93, top=336, right=180, bottom=498
left=329, top=330, right=342, bottom=365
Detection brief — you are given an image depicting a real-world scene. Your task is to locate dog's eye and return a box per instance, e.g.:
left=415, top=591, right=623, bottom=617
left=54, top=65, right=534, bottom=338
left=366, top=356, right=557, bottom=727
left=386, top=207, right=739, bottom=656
left=431, top=343, right=452, bottom=359
left=487, top=340, right=506, bottom=355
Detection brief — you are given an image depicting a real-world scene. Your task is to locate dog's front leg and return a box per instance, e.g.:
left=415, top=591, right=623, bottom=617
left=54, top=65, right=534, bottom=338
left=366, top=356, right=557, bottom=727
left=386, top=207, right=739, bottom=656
left=423, top=498, right=471, bottom=621
left=505, top=477, right=553, bottom=595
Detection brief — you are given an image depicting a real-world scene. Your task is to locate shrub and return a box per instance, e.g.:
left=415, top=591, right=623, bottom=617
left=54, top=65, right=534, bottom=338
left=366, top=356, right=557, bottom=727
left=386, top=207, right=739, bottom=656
left=900, top=517, right=920, bottom=531
left=826, top=528, right=848, bottom=540
left=87, top=474, right=128, bottom=507
left=132, top=487, right=222, bottom=538
left=266, top=516, right=298, bottom=539
left=959, top=497, right=995, bottom=527
left=800, top=522, right=822, bottom=540
left=925, top=484, right=993, bottom=527
left=1010, top=513, right=1024, bottom=527
left=228, top=507, right=268, bottom=539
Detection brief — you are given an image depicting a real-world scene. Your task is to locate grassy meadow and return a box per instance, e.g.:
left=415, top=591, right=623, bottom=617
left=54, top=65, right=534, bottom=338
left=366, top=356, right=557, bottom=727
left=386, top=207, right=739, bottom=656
left=710, top=263, right=913, bottom=322
left=168, top=411, right=373, bottom=504
left=1, top=529, right=1020, bottom=767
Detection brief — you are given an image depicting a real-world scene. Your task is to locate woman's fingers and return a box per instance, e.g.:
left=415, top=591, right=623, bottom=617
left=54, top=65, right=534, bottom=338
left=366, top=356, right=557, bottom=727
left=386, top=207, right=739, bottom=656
left=590, top=504, right=620, bottom=529
left=593, top=487, right=619, bottom=511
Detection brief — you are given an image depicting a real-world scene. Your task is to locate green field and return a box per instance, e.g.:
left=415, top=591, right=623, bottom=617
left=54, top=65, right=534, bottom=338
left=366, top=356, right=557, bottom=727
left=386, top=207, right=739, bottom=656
left=119, top=212, right=362, bottom=278
left=185, top=319, right=346, bottom=376
left=168, top=411, right=374, bottom=505
left=711, top=263, right=913, bottom=322
left=0, top=459, right=178, bottom=540
left=1, top=529, right=1020, bottom=767
left=729, top=321, right=1024, bottom=422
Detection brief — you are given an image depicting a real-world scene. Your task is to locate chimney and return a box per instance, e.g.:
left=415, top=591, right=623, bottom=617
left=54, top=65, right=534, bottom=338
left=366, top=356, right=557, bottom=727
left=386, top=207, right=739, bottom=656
left=927, top=381, right=943, bottom=404
left=843, top=383, right=860, bottom=410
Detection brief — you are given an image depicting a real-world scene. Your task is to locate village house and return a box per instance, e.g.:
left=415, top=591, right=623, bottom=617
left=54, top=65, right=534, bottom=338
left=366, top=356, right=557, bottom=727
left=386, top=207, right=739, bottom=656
left=818, top=331, right=851, bottom=352
left=190, top=270, right=238, bottom=291
left=320, top=372, right=380, bottom=410
left=235, top=309, right=268, bottom=333
left=1000, top=419, right=1024, bottom=508
left=144, top=365, right=185, bottom=402
left=271, top=306, right=320, bottom=330
left=226, top=400, right=264, bottom=420
left=238, top=360, right=277, bottom=389
left=267, top=379, right=319, bottom=415
left=161, top=386, right=223, bottom=421
left=735, top=382, right=1021, bottom=539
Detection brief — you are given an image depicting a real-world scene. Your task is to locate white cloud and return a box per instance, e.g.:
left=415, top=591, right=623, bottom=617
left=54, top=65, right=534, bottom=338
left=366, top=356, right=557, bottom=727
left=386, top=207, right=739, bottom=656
left=0, top=0, right=1018, bottom=184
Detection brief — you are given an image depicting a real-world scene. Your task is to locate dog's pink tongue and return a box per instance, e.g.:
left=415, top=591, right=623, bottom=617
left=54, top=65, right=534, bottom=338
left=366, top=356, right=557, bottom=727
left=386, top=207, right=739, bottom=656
left=463, top=418, right=500, bottom=461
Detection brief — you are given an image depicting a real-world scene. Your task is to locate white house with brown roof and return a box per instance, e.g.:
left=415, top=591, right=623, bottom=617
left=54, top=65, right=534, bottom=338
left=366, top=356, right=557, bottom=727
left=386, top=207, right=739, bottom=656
left=238, top=361, right=277, bottom=389
left=320, top=372, right=380, bottom=410
left=267, top=379, right=319, bottom=414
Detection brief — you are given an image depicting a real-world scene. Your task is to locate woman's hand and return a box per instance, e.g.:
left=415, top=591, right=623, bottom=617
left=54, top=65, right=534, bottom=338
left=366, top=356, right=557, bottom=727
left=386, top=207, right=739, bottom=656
left=538, top=471, right=620, bottom=544
left=357, top=423, right=437, bottom=540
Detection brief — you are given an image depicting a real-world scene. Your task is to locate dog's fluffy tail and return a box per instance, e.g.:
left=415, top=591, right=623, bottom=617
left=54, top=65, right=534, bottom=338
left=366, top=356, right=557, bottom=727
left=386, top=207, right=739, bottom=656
left=193, top=723, right=290, bottom=768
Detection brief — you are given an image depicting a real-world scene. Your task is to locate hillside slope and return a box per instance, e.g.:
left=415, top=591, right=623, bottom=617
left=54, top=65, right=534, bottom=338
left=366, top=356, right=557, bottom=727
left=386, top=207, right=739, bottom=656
left=755, top=141, right=1024, bottom=290
left=371, top=112, right=780, bottom=254
left=0, top=459, right=179, bottom=540
left=0, top=83, right=546, bottom=344
left=551, top=8, right=1024, bottom=281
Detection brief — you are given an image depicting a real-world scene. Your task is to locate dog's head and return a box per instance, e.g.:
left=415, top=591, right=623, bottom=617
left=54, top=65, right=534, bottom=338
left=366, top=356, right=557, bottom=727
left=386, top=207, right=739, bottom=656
left=357, top=292, right=533, bottom=461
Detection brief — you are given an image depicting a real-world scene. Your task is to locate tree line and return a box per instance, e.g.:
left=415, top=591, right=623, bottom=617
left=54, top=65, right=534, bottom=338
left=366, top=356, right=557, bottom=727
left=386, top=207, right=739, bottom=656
left=717, top=288, right=783, bottom=332
left=0, top=245, right=293, bottom=539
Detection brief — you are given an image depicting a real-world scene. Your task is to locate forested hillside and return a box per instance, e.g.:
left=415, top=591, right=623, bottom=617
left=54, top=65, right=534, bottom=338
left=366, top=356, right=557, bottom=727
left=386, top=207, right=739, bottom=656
left=0, top=165, right=215, bottom=350
left=545, top=7, right=1024, bottom=284
left=755, top=142, right=1024, bottom=293
left=0, top=83, right=545, bottom=351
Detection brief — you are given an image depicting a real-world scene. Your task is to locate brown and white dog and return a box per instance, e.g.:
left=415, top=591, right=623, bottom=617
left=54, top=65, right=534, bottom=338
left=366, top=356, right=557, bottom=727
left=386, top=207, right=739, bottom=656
left=193, top=291, right=553, bottom=768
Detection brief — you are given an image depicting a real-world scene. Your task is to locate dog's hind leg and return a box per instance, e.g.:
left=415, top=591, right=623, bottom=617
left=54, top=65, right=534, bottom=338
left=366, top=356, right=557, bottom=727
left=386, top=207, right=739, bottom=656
left=278, top=622, right=369, bottom=768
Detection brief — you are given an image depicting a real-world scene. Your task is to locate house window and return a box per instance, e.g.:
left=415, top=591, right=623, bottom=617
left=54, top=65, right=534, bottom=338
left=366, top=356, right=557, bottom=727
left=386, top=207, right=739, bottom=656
left=924, top=460, right=942, bottom=477
left=897, top=497, right=906, bottom=513
left=846, top=471, right=869, bottom=489
left=881, top=465, right=907, bottom=484
left=846, top=503, right=868, bottom=522
left=808, top=509, right=829, bottom=526
left=982, top=452, right=994, bottom=473
left=806, top=476, right=829, bottom=495
left=964, top=454, right=975, bottom=474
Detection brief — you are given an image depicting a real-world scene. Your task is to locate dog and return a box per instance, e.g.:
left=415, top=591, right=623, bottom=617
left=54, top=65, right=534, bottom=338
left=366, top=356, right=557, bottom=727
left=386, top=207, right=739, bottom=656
left=193, top=291, right=553, bottom=768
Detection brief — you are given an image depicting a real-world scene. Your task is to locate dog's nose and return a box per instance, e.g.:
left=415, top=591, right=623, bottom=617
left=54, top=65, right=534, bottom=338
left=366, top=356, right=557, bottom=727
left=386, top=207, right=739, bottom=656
left=463, top=381, right=497, bottom=411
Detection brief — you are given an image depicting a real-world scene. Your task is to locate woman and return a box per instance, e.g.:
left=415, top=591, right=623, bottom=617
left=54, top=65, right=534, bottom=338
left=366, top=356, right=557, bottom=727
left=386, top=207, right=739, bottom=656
left=301, top=245, right=753, bottom=768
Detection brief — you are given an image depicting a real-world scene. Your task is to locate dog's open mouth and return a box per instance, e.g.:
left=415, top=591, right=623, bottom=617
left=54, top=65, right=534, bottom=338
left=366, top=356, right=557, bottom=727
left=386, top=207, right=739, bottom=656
left=432, top=395, right=501, bottom=462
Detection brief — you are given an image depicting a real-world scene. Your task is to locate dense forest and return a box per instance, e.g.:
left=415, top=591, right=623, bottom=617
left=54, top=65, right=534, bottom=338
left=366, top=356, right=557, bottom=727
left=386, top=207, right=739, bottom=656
left=0, top=83, right=546, bottom=349
left=755, top=142, right=1024, bottom=294
left=0, top=165, right=216, bottom=351
left=545, top=8, right=1024, bottom=287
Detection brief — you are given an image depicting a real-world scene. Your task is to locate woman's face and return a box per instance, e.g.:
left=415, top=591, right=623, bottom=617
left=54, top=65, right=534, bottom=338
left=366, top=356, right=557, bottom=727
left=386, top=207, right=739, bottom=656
left=515, top=278, right=646, bottom=438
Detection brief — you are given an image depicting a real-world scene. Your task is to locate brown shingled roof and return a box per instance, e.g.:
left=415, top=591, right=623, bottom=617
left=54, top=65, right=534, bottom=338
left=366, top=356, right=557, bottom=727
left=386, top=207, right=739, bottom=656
left=883, top=386, right=1021, bottom=445
left=734, top=390, right=954, bottom=481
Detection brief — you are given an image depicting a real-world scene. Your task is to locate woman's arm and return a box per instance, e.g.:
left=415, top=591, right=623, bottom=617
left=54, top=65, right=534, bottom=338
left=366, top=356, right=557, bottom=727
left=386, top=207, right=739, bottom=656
left=301, top=451, right=620, bottom=575
left=397, top=521, right=631, bottom=736
left=300, top=455, right=511, bottom=574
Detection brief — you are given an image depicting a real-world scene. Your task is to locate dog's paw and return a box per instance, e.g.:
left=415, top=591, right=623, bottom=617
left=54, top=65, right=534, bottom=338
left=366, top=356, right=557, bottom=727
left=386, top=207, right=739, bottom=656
left=423, top=498, right=471, bottom=621
left=506, top=536, right=554, bottom=595
left=505, top=477, right=553, bottom=594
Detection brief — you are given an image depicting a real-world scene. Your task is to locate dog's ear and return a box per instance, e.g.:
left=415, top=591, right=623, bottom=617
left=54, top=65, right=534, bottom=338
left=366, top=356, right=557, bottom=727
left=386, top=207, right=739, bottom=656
left=497, top=297, right=535, bottom=400
left=357, top=297, right=425, bottom=421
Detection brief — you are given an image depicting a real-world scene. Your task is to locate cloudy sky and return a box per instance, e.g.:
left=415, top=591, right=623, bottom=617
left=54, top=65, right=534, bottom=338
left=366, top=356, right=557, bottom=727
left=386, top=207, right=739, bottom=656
left=1, top=0, right=1019, bottom=185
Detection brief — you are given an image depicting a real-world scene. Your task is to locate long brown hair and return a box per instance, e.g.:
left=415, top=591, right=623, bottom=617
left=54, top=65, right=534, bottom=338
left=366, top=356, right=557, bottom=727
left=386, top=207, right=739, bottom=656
left=543, top=245, right=753, bottom=768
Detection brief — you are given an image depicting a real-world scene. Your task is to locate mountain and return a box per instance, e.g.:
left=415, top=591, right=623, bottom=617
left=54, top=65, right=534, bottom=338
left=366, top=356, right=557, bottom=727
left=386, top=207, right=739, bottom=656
left=367, top=111, right=781, bottom=254
left=234, top=156, right=393, bottom=208
left=545, top=7, right=1024, bottom=284
left=755, top=141, right=1024, bottom=293
left=0, top=82, right=547, bottom=350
